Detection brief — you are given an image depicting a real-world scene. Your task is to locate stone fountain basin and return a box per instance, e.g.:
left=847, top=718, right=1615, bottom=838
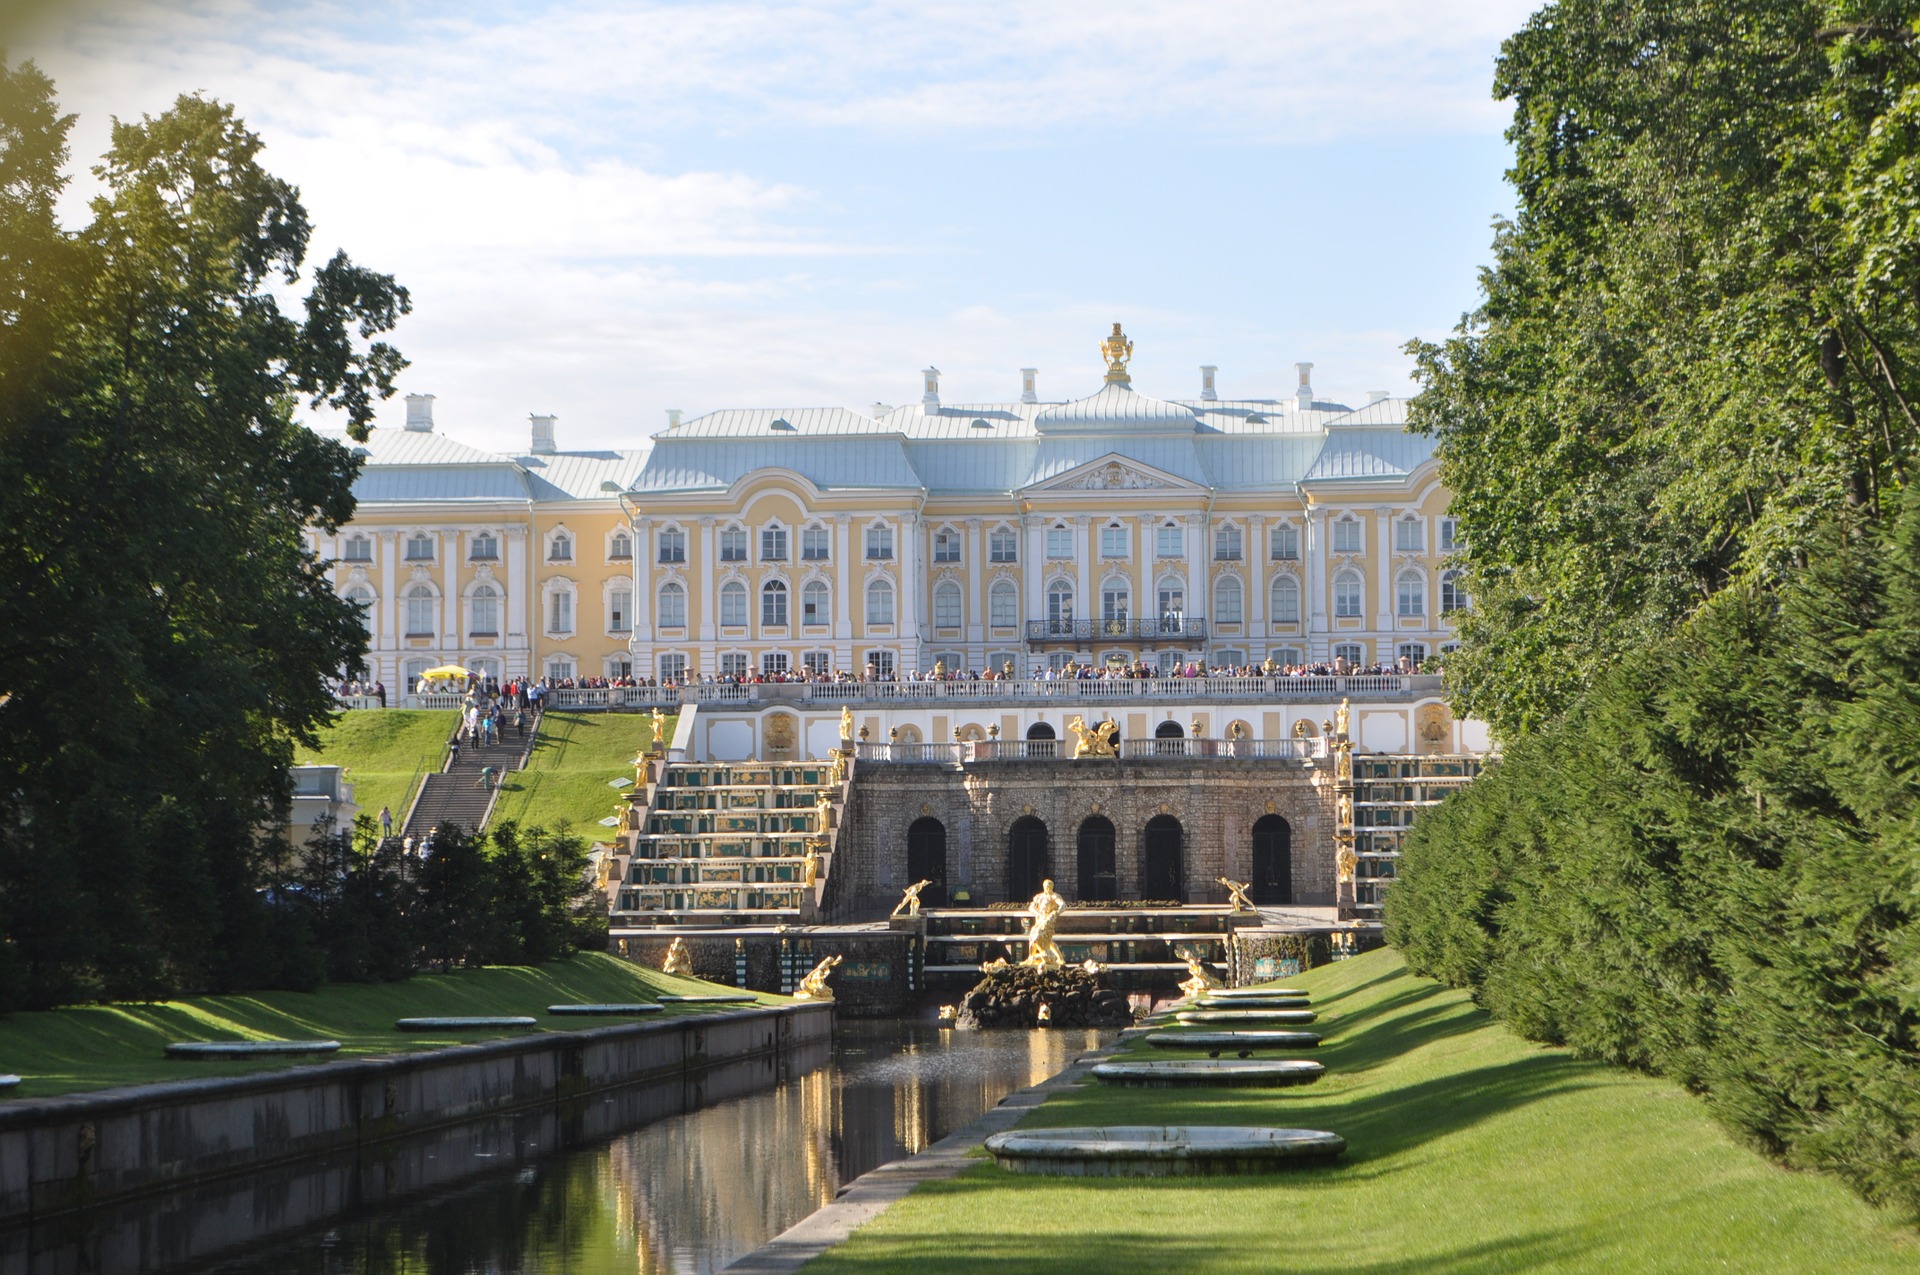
left=165, top=1040, right=342, bottom=1058
left=1194, top=995, right=1310, bottom=1010
left=394, top=1017, right=538, bottom=1031
left=1091, top=1059, right=1324, bottom=1088
left=1205, top=987, right=1308, bottom=999
left=1145, top=1029, right=1322, bottom=1050
left=984, top=1125, right=1345, bottom=1176
left=546, top=1003, right=664, bottom=1016
left=657, top=994, right=757, bottom=1004
left=1175, top=1009, right=1317, bottom=1025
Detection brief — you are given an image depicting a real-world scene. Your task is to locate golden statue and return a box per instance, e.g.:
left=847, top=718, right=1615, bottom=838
left=1035, top=1003, right=1053, bottom=1025
left=1337, top=844, right=1357, bottom=883
left=932, top=658, right=947, bottom=679
left=1099, top=322, right=1134, bottom=384
left=661, top=936, right=693, bottom=976
left=650, top=705, right=668, bottom=751
left=1338, top=793, right=1354, bottom=827
left=1175, top=945, right=1224, bottom=998
left=892, top=878, right=932, bottom=918
left=1336, top=747, right=1352, bottom=780
left=1068, top=714, right=1118, bottom=759
left=839, top=705, right=854, bottom=745
left=802, top=844, right=822, bottom=888
left=1335, top=697, right=1351, bottom=739
left=794, top=953, right=842, bottom=1000
left=1021, top=878, right=1067, bottom=970
left=1217, top=878, right=1256, bottom=912
left=1003, top=659, right=1016, bottom=678
left=979, top=956, right=1010, bottom=975
left=815, top=789, right=835, bottom=832
left=938, top=1003, right=957, bottom=1024
left=1228, top=720, right=1246, bottom=741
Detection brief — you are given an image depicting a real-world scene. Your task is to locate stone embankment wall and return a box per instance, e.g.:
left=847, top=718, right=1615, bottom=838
left=616, top=932, right=917, bottom=1017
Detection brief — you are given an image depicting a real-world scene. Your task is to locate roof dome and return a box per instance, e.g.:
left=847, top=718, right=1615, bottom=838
left=1033, top=383, right=1200, bottom=434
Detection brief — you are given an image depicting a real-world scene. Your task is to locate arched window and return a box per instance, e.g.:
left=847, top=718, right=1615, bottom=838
left=801, top=524, right=830, bottom=561
left=865, top=522, right=894, bottom=560
left=404, top=585, right=435, bottom=637
left=761, top=579, right=789, bottom=627
left=1213, top=524, right=1243, bottom=560
left=866, top=579, right=895, bottom=626
left=548, top=531, right=572, bottom=562
left=470, top=584, right=500, bottom=635
left=1076, top=817, right=1117, bottom=902
left=1213, top=576, right=1243, bottom=625
left=1251, top=814, right=1293, bottom=904
left=1334, top=571, right=1364, bottom=618
left=658, top=581, right=687, bottom=628
left=344, top=585, right=375, bottom=636
left=990, top=525, right=1018, bottom=562
left=908, top=818, right=948, bottom=907
left=343, top=534, right=373, bottom=562
left=1269, top=522, right=1299, bottom=561
left=933, top=526, right=962, bottom=562
left=720, top=580, right=748, bottom=627
left=657, top=526, right=686, bottom=563
left=1046, top=580, right=1075, bottom=633
left=719, top=525, right=748, bottom=562
left=1332, top=516, right=1362, bottom=554
left=990, top=579, right=1018, bottom=628
left=1395, top=515, right=1424, bottom=553
left=1396, top=571, right=1425, bottom=617
left=760, top=522, right=788, bottom=562
left=1007, top=816, right=1050, bottom=902
left=802, top=580, right=830, bottom=626
left=934, top=581, right=963, bottom=629
left=1441, top=570, right=1470, bottom=614
left=1100, top=577, right=1130, bottom=632
left=405, top=533, right=434, bottom=561
left=1270, top=575, right=1300, bottom=624
left=1143, top=815, right=1185, bottom=902
left=608, top=530, right=631, bottom=560
left=470, top=530, right=499, bottom=560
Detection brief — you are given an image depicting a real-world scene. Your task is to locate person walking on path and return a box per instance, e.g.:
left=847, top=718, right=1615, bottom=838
left=448, top=738, right=461, bottom=769
left=378, top=805, right=393, bottom=841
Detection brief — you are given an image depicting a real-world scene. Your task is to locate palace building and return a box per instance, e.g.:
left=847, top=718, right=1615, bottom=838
left=318, top=326, right=1469, bottom=693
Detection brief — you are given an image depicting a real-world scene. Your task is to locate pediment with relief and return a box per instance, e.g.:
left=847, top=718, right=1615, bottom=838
left=1026, top=454, right=1201, bottom=494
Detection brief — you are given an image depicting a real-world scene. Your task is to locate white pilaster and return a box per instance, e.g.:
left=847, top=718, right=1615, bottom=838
left=833, top=515, right=853, bottom=642
left=1074, top=516, right=1092, bottom=629
left=1248, top=515, right=1265, bottom=633
left=632, top=518, right=652, bottom=641
left=1024, top=515, right=1045, bottom=623
left=898, top=513, right=921, bottom=670
left=1375, top=506, right=1393, bottom=630
left=965, top=518, right=984, bottom=644
left=442, top=532, right=459, bottom=647
left=1185, top=514, right=1207, bottom=646
left=698, top=517, right=717, bottom=642
left=378, top=531, right=398, bottom=651
left=1306, top=507, right=1327, bottom=643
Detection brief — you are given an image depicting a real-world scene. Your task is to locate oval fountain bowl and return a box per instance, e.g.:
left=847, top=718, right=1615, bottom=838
left=1091, top=1059, right=1324, bottom=1088
left=657, top=994, right=757, bottom=1004
left=1144, top=1029, right=1322, bottom=1050
left=1174, top=1009, right=1317, bottom=1025
left=1205, top=987, right=1308, bottom=1000
left=546, top=1003, right=664, bottom=1016
left=984, top=1125, right=1345, bottom=1176
left=1194, top=996, right=1310, bottom=1010
left=393, top=1017, right=538, bottom=1031
left=165, top=1040, right=342, bottom=1059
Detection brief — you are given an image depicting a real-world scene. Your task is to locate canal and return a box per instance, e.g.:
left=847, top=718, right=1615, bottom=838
left=115, top=1020, right=1108, bottom=1274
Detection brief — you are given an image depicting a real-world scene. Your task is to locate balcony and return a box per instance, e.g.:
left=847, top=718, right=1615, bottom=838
left=1025, top=618, right=1208, bottom=645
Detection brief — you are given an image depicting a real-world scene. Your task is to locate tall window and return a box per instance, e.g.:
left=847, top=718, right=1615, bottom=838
left=720, top=527, right=748, bottom=562
left=606, top=654, right=633, bottom=680
left=1101, top=580, right=1130, bottom=627
left=762, top=651, right=789, bottom=676
left=1214, top=576, right=1243, bottom=624
left=546, top=657, right=575, bottom=682
left=1157, top=580, right=1185, bottom=625
left=934, top=582, right=963, bottom=628
left=1213, top=525, right=1243, bottom=561
left=1100, top=523, right=1129, bottom=558
left=1333, top=643, right=1364, bottom=666
left=1046, top=581, right=1074, bottom=630
left=1269, top=523, right=1299, bottom=560
left=608, top=531, right=632, bottom=560
left=1046, top=525, right=1073, bottom=558
left=990, top=580, right=1018, bottom=627
left=760, top=524, right=788, bottom=561
left=1441, top=570, right=1470, bottom=614
left=659, top=653, right=688, bottom=682
left=1439, top=517, right=1461, bottom=552
left=1396, top=571, right=1425, bottom=617
left=548, top=532, right=572, bottom=562
left=866, top=579, right=895, bottom=625
left=865, top=523, right=894, bottom=560
left=345, top=585, right=375, bottom=635
left=720, top=581, right=748, bottom=627
left=865, top=649, right=895, bottom=678
left=470, top=584, right=500, bottom=635
left=658, top=582, right=687, bottom=628
left=802, top=581, right=830, bottom=626
left=405, top=585, right=435, bottom=636
left=548, top=589, right=573, bottom=633
left=405, top=533, right=434, bottom=561
left=762, top=579, right=788, bottom=626
left=344, top=534, right=373, bottom=562
left=1398, top=642, right=1429, bottom=665
left=1271, top=576, right=1300, bottom=623
left=990, top=526, right=1018, bottom=562
left=720, top=653, right=750, bottom=678
left=657, top=527, right=686, bottom=563
left=1334, top=571, right=1363, bottom=618
left=1332, top=517, right=1362, bottom=554
left=609, top=586, right=632, bottom=631
left=469, top=531, right=498, bottom=560
left=803, top=650, right=832, bottom=675
left=1395, top=516, right=1423, bottom=553
left=1157, top=521, right=1184, bottom=558
left=933, top=528, right=962, bottom=562
left=802, top=525, right=830, bottom=560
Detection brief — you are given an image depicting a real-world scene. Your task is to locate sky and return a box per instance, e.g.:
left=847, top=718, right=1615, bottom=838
left=14, top=0, right=1539, bottom=454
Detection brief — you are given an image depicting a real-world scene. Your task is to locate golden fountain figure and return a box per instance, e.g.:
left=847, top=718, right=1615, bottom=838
left=650, top=705, right=668, bottom=752
left=1217, top=878, right=1257, bottom=912
left=794, top=953, right=842, bottom=1000
left=815, top=789, right=836, bottom=832
left=1068, top=714, right=1118, bottom=759
left=1335, top=697, right=1351, bottom=739
left=1175, top=944, right=1224, bottom=999
left=892, top=879, right=933, bottom=918
left=1021, top=878, right=1067, bottom=970
left=661, top=936, right=693, bottom=976
left=1099, top=322, right=1135, bottom=384
left=802, top=842, right=823, bottom=888
left=839, top=705, right=855, bottom=745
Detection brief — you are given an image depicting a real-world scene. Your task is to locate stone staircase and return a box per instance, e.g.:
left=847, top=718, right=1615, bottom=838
left=401, top=712, right=539, bottom=841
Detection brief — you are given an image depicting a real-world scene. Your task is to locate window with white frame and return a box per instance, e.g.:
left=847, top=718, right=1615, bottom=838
left=1269, top=523, right=1299, bottom=560
left=470, top=584, right=500, bottom=635
left=405, top=585, right=435, bottom=636
left=344, top=534, right=373, bottom=562
left=761, top=651, right=789, bottom=676
left=405, top=533, right=434, bottom=561
left=1441, top=570, right=1470, bottom=614
left=1396, top=571, right=1426, bottom=616
left=802, top=580, right=830, bottom=626
left=1048, top=651, right=1075, bottom=673
left=1214, top=524, right=1243, bottom=561
left=1395, top=515, right=1424, bottom=553
left=1156, top=521, right=1184, bottom=558
left=760, top=524, right=788, bottom=562
left=608, top=531, right=631, bottom=560
left=1215, top=649, right=1248, bottom=668
left=548, top=588, right=574, bottom=633
left=990, top=525, right=1018, bottom=562
left=546, top=656, right=575, bottom=681
left=720, top=526, right=748, bottom=562
left=761, top=579, right=788, bottom=627
left=989, top=651, right=1020, bottom=676
left=344, top=585, right=375, bottom=635
left=1100, top=522, right=1129, bottom=558
left=1157, top=580, right=1185, bottom=625
left=1332, top=517, right=1362, bottom=554
left=1273, top=646, right=1305, bottom=667
left=657, top=582, right=687, bottom=628
left=933, top=528, right=962, bottom=563
left=659, top=652, right=689, bottom=683
left=1270, top=576, right=1300, bottom=623
left=1046, top=580, right=1075, bottom=629
left=470, top=531, right=499, bottom=560
left=657, top=527, right=686, bottom=563
left=865, top=649, right=895, bottom=678
left=934, top=581, right=963, bottom=628
left=609, top=585, right=632, bottom=632
left=1333, top=642, right=1364, bottom=666
left=803, top=650, right=832, bottom=676
left=989, top=580, right=1018, bottom=627
left=1214, top=576, right=1243, bottom=624
left=607, top=654, right=633, bottom=679
left=720, top=652, right=750, bottom=678
left=720, top=581, right=748, bottom=627
left=802, top=525, right=830, bottom=560
left=1154, top=649, right=1182, bottom=674
left=1046, top=524, right=1073, bottom=558
left=932, top=651, right=964, bottom=673
left=866, top=579, right=895, bottom=625
left=1334, top=571, right=1364, bottom=618
left=548, top=531, right=572, bottom=562
left=1398, top=642, right=1429, bottom=665
left=1439, top=517, right=1461, bottom=552
left=865, top=523, right=894, bottom=560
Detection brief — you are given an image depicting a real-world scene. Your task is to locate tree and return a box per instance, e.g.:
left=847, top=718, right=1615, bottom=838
left=0, top=61, right=409, bottom=1006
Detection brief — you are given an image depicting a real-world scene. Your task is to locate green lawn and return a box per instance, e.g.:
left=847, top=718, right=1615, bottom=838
left=811, top=949, right=1919, bottom=1274
left=0, top=952, right=781, bottom=1098
left=293, top=708, right=458, bottom=828
left=490, top=710, right=668, bottom=841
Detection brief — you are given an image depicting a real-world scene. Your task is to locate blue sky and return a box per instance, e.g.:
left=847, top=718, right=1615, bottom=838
left=19, top=0, right=1538, bottom=453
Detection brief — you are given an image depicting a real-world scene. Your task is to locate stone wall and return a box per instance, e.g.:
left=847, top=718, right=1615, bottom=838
left=613, top=931, right=916, bottom=1017
left=828, top=756, right=1336, bottom=919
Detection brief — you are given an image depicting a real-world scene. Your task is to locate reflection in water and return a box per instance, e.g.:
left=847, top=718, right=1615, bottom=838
left=187, top=1022, right=1107, bottom=1275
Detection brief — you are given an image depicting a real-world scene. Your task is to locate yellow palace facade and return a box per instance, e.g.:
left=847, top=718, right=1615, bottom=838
left=316, top=328, right=1466, bottom=693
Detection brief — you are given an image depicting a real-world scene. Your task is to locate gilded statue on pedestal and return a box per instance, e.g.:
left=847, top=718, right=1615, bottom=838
left=839, top=705, right=855, bottom=745
left=892, top=878, right=933, bottom=918
left=661, top=936, right=693, bottom=976
left=650, top=705, right=668, bottom=752
left=1335, top=697, right=1351, bottom=739
left=1337, top=844, right=1357, bottom=883
left=1217, top=878, right=1257, bottom=912
left=802, top=843, right=822, bottom=888
left=794, top=953, right=842, bottom=1000
left=1021, top=878, right=1067, bottom=970
left=1068, top=714, right=1118, bottom=759
left=1100, top=322, right=1134, bottom=383
left=815, top=789, right=835, bottom=832
left=1175, top=944, right=1224, bottom=998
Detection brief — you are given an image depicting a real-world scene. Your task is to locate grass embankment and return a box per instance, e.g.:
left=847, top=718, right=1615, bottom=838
left=812, top=949, right=1918, bottom=1274
left=293, top=708, right=457, bottom=825
left=490, top=710, right=669, bottom=839
left=0, top=952, right=780, bottom=1099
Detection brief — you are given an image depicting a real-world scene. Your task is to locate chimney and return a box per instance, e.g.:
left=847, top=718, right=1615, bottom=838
left=1200, top=365, right=1218, bottom=401
left=922, top=367, right=941, bottom=412
left=404, top=393, right=435, bottom=432
left=1368, top=390, right=1390, bottom=404
left=1020, top=368, right=1039, bottom=404
left=529, top=413, right=557, bottom=455
left=871, top=402, right=892, bottom=419
left=1295, top=362, right=1315, bottom=410
left=666, top=408, right=682, bottom=429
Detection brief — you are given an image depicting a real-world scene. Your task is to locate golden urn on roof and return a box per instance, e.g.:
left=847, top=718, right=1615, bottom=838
left=1100, top=322, right=1134, bottom=385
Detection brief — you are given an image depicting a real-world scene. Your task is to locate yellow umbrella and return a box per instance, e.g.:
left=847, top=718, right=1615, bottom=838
left=421, top=664, right=470, bottom=680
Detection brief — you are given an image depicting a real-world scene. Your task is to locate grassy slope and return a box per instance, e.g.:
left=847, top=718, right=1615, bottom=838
left=490, top=710, right=669, bottom=840
left=0, top=953, right=780, bottom=1098
left=812, top=949, right=1918, bottom=1274
left=292, top=709, right=458, bottom=826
